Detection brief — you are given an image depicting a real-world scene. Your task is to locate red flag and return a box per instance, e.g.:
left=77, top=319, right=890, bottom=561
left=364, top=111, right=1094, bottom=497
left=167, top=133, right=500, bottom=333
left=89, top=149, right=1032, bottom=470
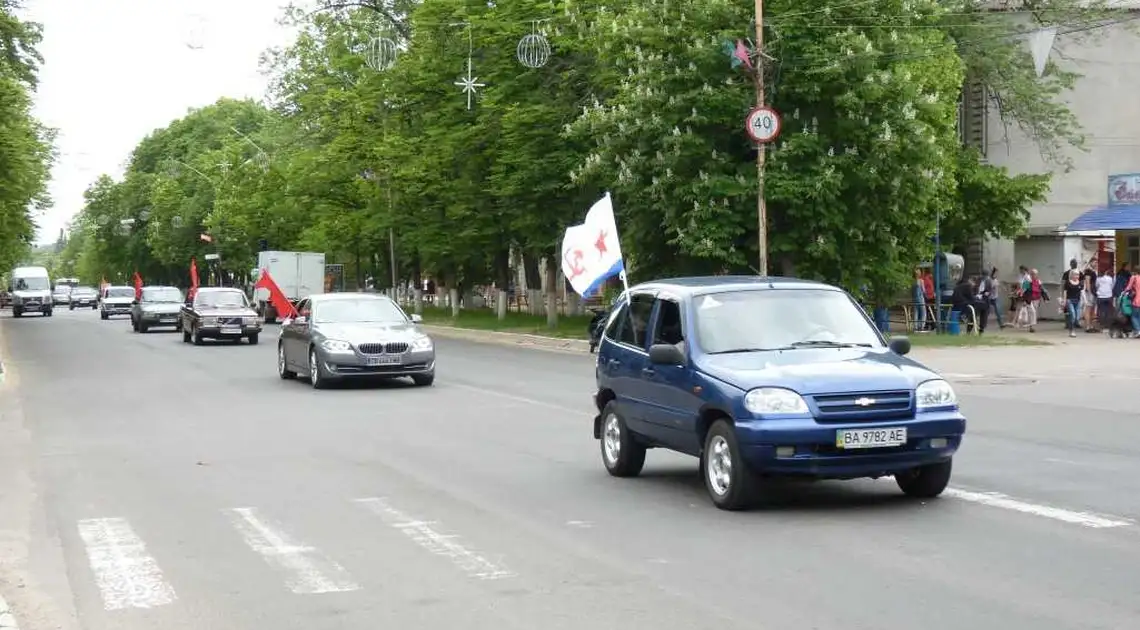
left=254, top=269, right=298, bottom=319
left=734, top=39, right=753, bottom=70
left=133, top=271, right=143, bottom=301
left=189, top=257, right=200, bottom=300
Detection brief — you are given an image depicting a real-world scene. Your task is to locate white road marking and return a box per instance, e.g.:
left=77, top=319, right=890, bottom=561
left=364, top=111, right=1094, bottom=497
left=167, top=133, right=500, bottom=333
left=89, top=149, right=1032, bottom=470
left=354, top=498, right=515, bottom=580
left=565, top=520, right=594, bottom=528
left=945, top=488, right=1133, bottom=529
left=227, top=507, right=360, bottom=594
left=76, top=518, right=177, bottom=610
left=447, top=382, right=582, bottom=416
left=0, top=593, right=19, bottom=629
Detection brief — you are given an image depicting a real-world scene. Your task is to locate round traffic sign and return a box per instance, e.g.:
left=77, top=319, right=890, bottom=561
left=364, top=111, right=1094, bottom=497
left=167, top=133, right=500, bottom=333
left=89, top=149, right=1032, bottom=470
left=745, top=106, right=781, bottom=144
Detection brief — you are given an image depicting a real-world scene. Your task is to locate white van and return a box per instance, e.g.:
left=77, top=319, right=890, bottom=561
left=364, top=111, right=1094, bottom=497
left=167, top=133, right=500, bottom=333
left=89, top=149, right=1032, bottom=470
left=8, top=266, right=53, bottom=317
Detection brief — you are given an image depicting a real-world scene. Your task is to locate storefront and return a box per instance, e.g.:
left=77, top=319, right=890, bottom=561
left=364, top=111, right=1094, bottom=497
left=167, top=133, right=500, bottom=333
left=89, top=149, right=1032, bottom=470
left=1066, top=173, right=1140, bottom=273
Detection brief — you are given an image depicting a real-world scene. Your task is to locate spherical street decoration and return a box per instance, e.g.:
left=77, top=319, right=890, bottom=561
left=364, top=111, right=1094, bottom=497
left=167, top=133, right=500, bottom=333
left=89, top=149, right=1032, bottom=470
left=171, top=216, right=183, bottom=228
left=364, top=36, right=399, bottom=71
left=516, top=32, right=551, bottom=68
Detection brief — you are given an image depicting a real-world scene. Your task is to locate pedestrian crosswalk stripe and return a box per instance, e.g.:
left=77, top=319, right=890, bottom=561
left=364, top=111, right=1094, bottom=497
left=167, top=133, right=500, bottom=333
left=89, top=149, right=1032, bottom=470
left=354, top=498, right=515, bottom=580
left=77, top=518, right=177, bottom=610
left=226, top=507, right=361, bottom=594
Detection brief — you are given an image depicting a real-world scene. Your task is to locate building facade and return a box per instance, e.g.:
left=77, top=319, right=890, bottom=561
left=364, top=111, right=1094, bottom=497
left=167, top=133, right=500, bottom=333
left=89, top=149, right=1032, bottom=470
left=980, top=11, right=1140, bottom=289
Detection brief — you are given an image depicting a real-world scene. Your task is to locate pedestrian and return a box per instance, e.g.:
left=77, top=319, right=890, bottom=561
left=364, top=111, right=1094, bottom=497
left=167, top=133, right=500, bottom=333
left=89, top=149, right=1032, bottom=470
left=1096, top=268, right=1115, bottom=333
left=1024, top=268, right=1047, bottom=333
left=1014, top=265, right=1031, bottom=330
left=911, top=267, right=927, bottom=333
left=1114, top=263, right=1132, bottom=298
left=985, top=267, right=1004, bottom=329
left=1080, top=261, right=1098, bottom=332
left=1125, top=266, right=1140, bottom=338
left=1060, top=259, right=1083, bottom=338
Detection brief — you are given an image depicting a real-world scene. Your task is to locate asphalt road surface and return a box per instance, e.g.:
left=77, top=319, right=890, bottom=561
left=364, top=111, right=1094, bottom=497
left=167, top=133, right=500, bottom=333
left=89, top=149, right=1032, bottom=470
left=1, top=307, right=1138, bottom=630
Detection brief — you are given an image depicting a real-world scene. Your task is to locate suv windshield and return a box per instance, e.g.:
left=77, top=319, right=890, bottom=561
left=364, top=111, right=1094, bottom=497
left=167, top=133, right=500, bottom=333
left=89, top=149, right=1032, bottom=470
left=142, top=287, right=183, bottom=303
left=695, top=288, right=883, bottom=353
left=73, top=286, right=96, bottom=296
left=15, top=277, right=49, bottom=291
left=313, top=298, right=407, bottom=324
left=196, top=291, right=248, bottom=309
left=106, top=288, right=135, bottom=298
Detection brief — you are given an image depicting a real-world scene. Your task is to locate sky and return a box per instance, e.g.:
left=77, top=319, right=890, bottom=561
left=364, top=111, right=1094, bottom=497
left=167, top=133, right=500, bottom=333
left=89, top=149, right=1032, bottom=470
left=25, top=0, right=301, bottom=245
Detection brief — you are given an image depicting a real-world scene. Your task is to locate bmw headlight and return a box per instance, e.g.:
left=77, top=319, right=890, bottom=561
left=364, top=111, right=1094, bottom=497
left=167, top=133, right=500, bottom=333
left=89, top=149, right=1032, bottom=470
left=321, top=339, right=353, bottom=353
left=743, top=387, right=810, bottom=415
left=201, top=317, right=219, bottom=327
left=411, top=335, right=433, bottom=350
left=916, top=379, right=957, bottom=410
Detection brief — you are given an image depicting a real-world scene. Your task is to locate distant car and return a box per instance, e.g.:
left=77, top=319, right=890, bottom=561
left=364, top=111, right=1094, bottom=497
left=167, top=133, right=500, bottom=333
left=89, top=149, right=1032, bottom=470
left=99, top=286, right=136, bottom=320
left=0, top=290, right=9, bottom=308
left=69, top=286, right=99, bottom=310
left=591, top=277, right=966, bottom=511
left=277, top=293, right=434, bottom=389
left=131, top=286, right=184, bottom=332
left=180, top=287, right=261, bottom=345
left=52, top=285, right=72, bottom=306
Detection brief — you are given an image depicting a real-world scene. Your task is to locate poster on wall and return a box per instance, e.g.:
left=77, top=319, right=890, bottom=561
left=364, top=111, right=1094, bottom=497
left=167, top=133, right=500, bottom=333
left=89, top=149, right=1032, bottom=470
left=1107, top=173, right=1140, bottom=206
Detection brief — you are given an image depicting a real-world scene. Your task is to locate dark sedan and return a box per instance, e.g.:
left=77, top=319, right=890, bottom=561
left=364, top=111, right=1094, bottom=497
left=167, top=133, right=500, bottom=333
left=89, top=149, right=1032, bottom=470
left=132, top=286, right=184, bottom=332
left=180, top=287, right=261, bottom=345
left=69, top=286, right=99, bottom=310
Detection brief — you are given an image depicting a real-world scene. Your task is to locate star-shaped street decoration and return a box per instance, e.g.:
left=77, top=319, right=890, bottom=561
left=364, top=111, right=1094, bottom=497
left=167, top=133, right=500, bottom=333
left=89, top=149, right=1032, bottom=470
left=454, top=57, right=485, bottom=111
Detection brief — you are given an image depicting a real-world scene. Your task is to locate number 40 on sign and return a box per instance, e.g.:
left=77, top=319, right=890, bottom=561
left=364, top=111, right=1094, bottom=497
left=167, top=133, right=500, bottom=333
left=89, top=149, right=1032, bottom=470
left=745, top=106, right=781, bottom=144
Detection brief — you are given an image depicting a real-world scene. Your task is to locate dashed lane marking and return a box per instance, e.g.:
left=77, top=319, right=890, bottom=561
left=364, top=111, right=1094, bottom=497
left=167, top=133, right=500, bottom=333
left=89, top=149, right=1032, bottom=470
left=227, top=507, right=360, bottom=595
left=354, top=498, right=515, bottom=580
left=76, top=518, right=177, bottom=610
left=944, top=488, right=1133, bottom=529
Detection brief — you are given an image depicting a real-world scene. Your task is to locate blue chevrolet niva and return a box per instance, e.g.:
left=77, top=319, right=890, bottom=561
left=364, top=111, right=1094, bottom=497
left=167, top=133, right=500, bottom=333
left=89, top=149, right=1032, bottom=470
left=592, top=276, right=967, bottom=511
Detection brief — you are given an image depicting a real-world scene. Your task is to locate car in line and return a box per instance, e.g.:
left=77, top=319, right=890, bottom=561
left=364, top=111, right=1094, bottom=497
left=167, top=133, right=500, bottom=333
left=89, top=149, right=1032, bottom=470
left=277, top=292, right=434, bottom=389
left=131, top=286, right=184, bottom=332
left=69, top=286, right=99, bottom=310
left=591, top=276, right=966, bottom=511
left=8, top=266, right=53, bottom=317
left=99, top=286, right=136, bottom=320
left=180, top=287, right=261, bottom=345
left=51, top=284, right=72, bottom=306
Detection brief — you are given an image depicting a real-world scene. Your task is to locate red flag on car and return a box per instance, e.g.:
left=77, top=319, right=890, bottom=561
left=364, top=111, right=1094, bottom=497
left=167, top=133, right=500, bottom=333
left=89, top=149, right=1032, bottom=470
left=254, top=269, right=297, bottom=319
left=189, top=257, right=199, bottom=300
left=133, top=272, right=143, bottom=301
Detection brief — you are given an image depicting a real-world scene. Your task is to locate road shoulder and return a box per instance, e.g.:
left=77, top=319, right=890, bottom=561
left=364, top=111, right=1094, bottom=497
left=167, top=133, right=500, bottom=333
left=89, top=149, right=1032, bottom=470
left=0, top=317, right=79, bottom=630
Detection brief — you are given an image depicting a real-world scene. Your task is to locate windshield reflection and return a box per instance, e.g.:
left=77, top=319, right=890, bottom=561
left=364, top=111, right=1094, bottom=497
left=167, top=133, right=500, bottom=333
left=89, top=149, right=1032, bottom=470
left=195, top=291, right=248, bottom=309
left=142, top=288, right=183, bottom=303
left=313, top=298, right=407, bottom=324
left=695, top=289, right=883, bottom=354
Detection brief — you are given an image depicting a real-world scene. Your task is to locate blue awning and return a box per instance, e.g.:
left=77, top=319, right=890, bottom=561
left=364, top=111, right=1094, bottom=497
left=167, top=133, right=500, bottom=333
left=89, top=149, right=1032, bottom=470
left=1066, top=204, right=1140, bottom=232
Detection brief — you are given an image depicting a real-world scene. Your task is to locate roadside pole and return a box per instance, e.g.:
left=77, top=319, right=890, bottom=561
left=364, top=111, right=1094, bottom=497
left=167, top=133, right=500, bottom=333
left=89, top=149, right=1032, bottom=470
left=754, top=0, right=768, bottom=277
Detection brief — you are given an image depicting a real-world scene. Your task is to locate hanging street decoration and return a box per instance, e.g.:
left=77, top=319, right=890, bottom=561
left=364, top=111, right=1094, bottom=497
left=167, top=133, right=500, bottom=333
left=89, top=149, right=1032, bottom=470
left=455, top=57, right=486, bottom=110
left=364, top=35, right=399, bottom=71
left=722, top=39, right=754, bottom=71
left=516, top=21, right=551, bottom=68
left=745, top=106, right=781, bottom=144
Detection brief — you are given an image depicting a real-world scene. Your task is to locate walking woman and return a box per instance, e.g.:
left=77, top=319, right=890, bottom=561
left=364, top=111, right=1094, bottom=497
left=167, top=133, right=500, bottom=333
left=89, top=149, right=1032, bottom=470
left=912, top=268, right=927, bottom=332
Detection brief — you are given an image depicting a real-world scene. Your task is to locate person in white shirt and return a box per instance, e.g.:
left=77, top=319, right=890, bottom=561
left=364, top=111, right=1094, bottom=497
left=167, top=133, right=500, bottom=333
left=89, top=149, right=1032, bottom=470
left=1096, top=271, right=1115, bottom=332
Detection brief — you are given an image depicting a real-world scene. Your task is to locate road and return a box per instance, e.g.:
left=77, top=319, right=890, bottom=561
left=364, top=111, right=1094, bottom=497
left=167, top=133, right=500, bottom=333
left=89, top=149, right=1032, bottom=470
left=0, top=307, right=1138, bottom=630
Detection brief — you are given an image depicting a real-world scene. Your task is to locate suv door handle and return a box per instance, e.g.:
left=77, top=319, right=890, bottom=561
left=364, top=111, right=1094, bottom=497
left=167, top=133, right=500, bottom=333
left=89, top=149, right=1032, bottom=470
left=642, top=367, right=655, bottom=376
left=607, top=359, right=621, bottom=369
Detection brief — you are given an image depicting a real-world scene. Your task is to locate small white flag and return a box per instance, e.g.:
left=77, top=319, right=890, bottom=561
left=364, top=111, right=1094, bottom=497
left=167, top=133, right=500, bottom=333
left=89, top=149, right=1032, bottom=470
left=1028, top=27, right=1057, bottom=78
left=560, top=193, right=626, bottom=298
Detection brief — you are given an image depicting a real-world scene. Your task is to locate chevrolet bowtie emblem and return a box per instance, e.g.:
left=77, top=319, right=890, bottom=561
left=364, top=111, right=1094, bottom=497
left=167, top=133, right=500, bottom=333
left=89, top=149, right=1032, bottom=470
left=854, top=397, right=876, bottom=407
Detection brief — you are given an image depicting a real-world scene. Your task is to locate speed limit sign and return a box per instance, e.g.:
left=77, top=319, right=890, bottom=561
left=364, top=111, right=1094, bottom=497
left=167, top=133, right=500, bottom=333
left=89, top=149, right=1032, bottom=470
left=745, top=106, right=781, bottom=144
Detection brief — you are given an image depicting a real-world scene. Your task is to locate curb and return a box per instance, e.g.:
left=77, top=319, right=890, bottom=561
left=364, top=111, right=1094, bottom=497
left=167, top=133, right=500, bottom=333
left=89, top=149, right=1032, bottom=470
left=422, top=324, right=591, bottom=354
left=0, top=594, right=19, bottom=629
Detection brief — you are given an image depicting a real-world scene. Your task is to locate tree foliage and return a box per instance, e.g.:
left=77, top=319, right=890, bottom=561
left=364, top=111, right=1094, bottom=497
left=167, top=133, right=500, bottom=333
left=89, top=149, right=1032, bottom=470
left=0, top=0, right=53, bottom=274
left=54, top=0, right=1084, bottom=307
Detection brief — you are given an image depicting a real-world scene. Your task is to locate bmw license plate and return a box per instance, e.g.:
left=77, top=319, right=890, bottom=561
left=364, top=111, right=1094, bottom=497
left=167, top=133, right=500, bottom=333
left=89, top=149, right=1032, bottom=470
left=836, top=427, right=907, bottom=449
left=366, top=355, right=402, bottom=366
left=160, top=317, right=176, bottom=323
left=220, top=326, right=242, bottom=335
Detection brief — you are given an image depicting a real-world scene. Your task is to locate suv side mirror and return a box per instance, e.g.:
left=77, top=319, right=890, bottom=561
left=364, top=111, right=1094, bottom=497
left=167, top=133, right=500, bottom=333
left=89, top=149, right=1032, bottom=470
left=410, top=313, right=423, bottom=323
left=648, top=343, right=686, bottom=365
left=888, top=336, right=911, bottom=356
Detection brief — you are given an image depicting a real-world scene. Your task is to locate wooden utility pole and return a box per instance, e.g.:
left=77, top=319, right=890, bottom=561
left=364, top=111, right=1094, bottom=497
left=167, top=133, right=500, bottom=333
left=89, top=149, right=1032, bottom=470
left=753, top=0, right=769, bottom=277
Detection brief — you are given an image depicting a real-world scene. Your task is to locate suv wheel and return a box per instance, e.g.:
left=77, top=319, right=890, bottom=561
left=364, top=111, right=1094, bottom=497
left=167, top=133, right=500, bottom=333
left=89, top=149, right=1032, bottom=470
left=701, top=420, right=759, bottom=511
left=599, top=402, right=646, bottom=477
left=895, top=459, right=953, bottom=498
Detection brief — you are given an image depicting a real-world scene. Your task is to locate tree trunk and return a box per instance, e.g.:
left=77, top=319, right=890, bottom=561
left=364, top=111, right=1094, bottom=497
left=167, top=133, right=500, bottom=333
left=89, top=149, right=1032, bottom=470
left=495, top=246, right=510, bottom=321
left=449, top=287, right=460, bottom=317
left=411, top=255, right=423, bottom=314
left=545, top=257, right=559, bottom=328
left=523, top=253, right=543, bottom=315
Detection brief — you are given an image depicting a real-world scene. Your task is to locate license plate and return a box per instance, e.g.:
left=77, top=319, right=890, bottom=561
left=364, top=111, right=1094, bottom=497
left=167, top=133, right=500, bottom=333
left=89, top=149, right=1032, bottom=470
left=836, top=427, right=907, bottom=449
left=220, top=326, right=242, bottom=335
left=160, top=318, right=176, bottom=323
left=366, top=355, right=402, bottom=366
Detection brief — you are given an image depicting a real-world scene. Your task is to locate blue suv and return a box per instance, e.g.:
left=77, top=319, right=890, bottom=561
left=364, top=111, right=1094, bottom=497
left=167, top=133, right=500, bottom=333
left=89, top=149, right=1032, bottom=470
left=592, top=277, right=966, bottom=510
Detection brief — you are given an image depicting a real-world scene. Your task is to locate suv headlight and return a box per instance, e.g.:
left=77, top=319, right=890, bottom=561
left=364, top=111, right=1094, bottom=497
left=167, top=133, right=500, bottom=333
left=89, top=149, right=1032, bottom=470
left=411, top=335, right=433, bottom=350
left=321, top=339, right=353, bottom=352
left=201, top=317, right=218, bottom=327
left=916, top=379, right=957, bottom=410
left=743, top=387, right=810, bottom=415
